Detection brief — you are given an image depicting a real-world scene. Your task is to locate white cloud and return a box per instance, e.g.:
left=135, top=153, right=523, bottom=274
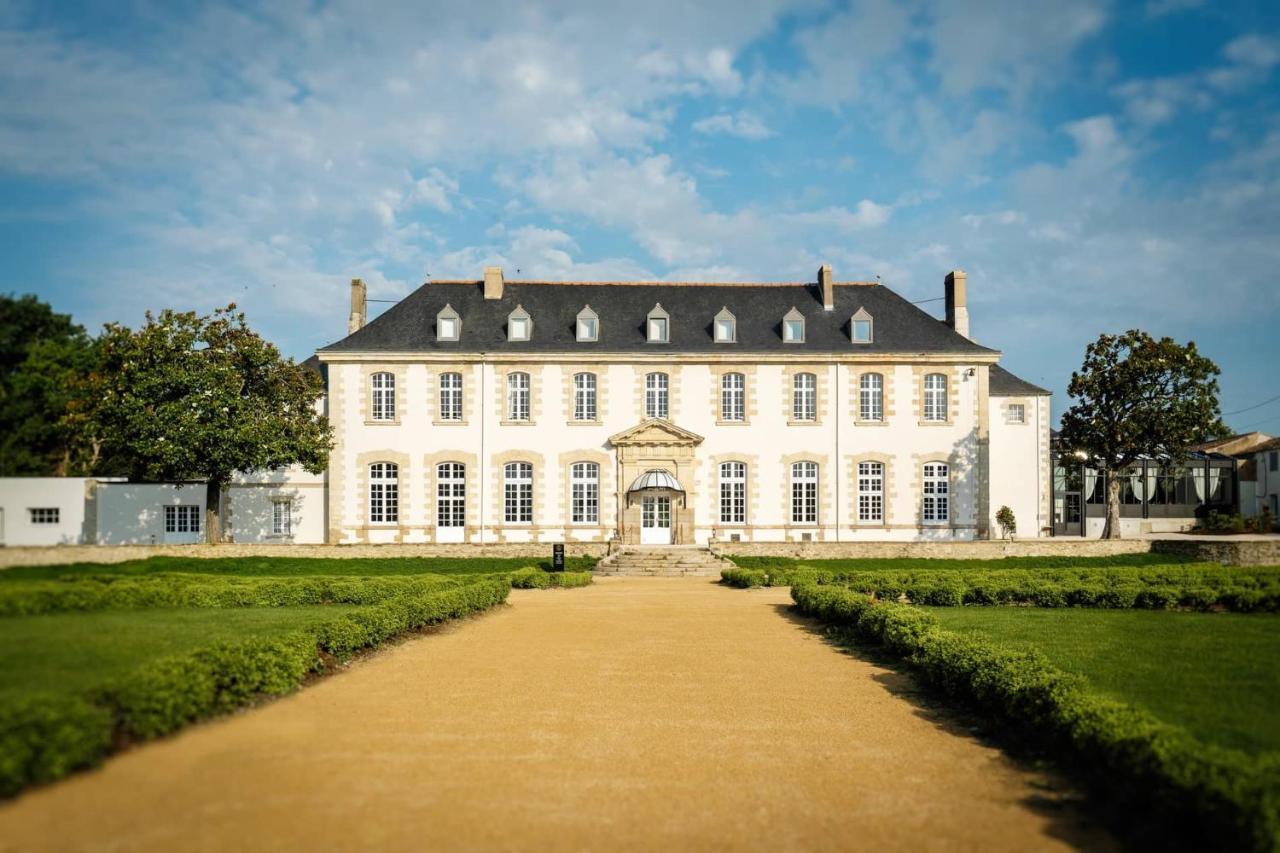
left=786, top=201, right=892, bottom=231
left=691, top=111, right=774, bottom=139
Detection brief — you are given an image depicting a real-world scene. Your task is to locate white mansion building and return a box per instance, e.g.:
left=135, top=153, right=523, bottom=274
left=313, top=266, right=1050, bottom=546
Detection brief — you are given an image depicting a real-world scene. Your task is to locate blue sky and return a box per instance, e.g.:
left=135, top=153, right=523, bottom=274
left=2, top=0, right=1278, bottom=430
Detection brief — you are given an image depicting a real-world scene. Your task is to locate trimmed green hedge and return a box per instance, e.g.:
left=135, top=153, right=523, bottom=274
left=0, top=579, right=510, bottom=797
left=0, top=574, right=472, bottom=617
left=510, top=568, right=594, bottom=589
left=791, top=583, right=1280, bottom=851
left=721, top=564, right=1280, bottom=612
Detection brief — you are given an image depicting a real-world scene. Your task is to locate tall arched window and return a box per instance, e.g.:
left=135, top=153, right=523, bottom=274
left=858, top=461, right=884, bottom=522
left=504, top=462, right=533, bottom=523
left=439, top=372, right=463, bottom=421
left=791, top=461, right=818, bottom=524
left=570, top=462, right=599, bottom=524
left=369, top=462, right=399, bottom=523
left=645, top=372, right=669, bottom=419
left=574, top=373, right=597, bottom=421
left=922, top=462, right=949, bottom=522
left=792, top=372, right=816, bottom=421
left=436, top=462, right=465, bottom=529
left=720, top=372, right=745, bottom=421
left=720, top=461, right=746, bottom=524
left=370, top=372, right=395, bottom=421
left=923, top=373, right=947, bottom=422
left=860, top=373, right=884, bottom=421
left=507, top=372, right=530, bottom=421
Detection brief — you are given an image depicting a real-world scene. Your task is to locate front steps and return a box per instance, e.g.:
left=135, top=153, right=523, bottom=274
left=594, top=545, right=729, bottom=578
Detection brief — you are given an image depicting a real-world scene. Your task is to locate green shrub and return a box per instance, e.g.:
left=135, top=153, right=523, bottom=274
left=720, top=568, right=768, bottom=588
left=509, top=568, right=594, bottom=589
left=0, top=695, right=113, bottom=797
left=790, top=583, right=1280, bottom=851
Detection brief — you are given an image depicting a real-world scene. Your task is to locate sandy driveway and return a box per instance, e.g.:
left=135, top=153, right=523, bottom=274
left=0, top=578, right=1111, bottom=851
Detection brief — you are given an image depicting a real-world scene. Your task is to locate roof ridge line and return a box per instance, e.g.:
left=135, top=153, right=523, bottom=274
left=421, top=280, right=881, bottom=287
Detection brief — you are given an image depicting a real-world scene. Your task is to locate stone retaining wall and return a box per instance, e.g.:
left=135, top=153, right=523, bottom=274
left=708, top=539, right=1153, bottom=560
left=1151, top=539, right=1280, bottom=567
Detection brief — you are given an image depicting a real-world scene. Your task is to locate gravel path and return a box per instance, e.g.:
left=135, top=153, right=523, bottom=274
left=0, top=578, right=1113, bottom=851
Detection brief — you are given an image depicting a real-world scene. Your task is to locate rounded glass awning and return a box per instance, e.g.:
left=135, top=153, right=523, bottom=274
left=628, top=468, right=684, bottom=492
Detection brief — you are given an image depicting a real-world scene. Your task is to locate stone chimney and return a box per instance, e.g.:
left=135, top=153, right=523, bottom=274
left=348, top=278, right=367, bottom=334
left=483, top=266, right=504, bottom=300
left=818, top=263, right=834, bottom=311
left=945, top=270, right=969, bottom=339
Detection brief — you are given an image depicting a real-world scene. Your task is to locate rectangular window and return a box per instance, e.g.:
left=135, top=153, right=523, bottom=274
left=570, top=462, right=599, bottom=524
left=1271, top=451, right=1278, bottom=473
left=922, top=463, right=949, bottom=523
left=272, top=500, right=292, bottom=535
left=574, top=373, right=597, bottom=421
left=791, top=462, right=818, bottom=524
left=852, top=319, right=872, bottom=343
left=923, top=374, right=947, bottom=422
left=29, top=507, right=60, bottom=525
left=858, top=462, right=884, bottom=522
left=370, top=372, right=396, bottom=421
left=437, top=463, right=466, bottom=528
left=164, top=505, right=201, bottom=533
left=720, top=373, right=745, bottom=421
left=720, top=462, right=746, bottom=524
left=648, top=317, right=668, bottom=342
left=504, top=463, right=533, bottom=523
left=792, top=373, right=816, bottom=421
left=577, top=317, right=597, bottom=342
left=784, top=319, right=804, bottom=342
left=714, top=317, right=735, bottom=343
left=645, top=373, right=669, bottom=419
left=859, top=373, right=883, bottom=421
left=507, top=373, right=530, bottom=421
left=439, top=372, right=463, bottom=421
left=1008, top=403, right=1026, bottom=423
left=369, top=462, right=399, bottom=524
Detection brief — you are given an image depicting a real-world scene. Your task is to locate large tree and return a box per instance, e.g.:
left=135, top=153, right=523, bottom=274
left=1058, top=330, right=1224, bottom=539
left=73, top=305, right=331, bottom=543
left=0, top=294, right=97, bottom=476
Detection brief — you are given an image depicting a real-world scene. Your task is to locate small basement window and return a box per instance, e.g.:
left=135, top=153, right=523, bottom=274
left=507, top=305, right=532, bottom=342
left=576, top=305, right=599, bottom=342
left=782, top=307, right=805, bottom=343
left=29, top=507, right=59, bottom=525
left=713, top=307, right=736, bottom=343
left=647, top=303, right=670, bottom=343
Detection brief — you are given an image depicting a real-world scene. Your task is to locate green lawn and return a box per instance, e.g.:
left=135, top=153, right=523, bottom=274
left=0, top=554, right=597, bottom=581
left=727, top=552, right=1198, bottom=572
left=0, top=605, right=358, bottom=701
left=926, top=607, right=1280, bottom=755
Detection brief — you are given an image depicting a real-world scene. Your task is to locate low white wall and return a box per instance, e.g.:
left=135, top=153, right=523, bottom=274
left=0, top=478, right=94, bottom=546
left=96, top=483, right=207, bottom=545
left=1084, top=516, right=1197, bottom=537
left=226, top=467, right=326, bottom=544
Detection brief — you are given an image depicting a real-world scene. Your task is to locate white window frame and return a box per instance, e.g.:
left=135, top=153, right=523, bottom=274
left=647, top=303, right=670, bottom=343
left=164, top=505, right=201, bottom=533
left=922, top=462, right=949, bottom=523
left=271, top=499, right=292, bottom=536
left=720, top=372, right=745, bottom=422
left=573, top=372, right=597, bottom=421
left=719, top=461, right=746, bottom=525
left=369, top=462, right=399, bottom=524
left=576, top=305, right=599, bottom=343
left=439, top=372, right=463, bottom=421
left=860, top=373, right=884, bottom=421
left=1008, top=403, right=1026, bottom=424
left=792, top=372, right=816, bottom=421
left=506, top=372, right=531, bottom=421
left=857, top=462, right=884, bottom=522
left=507, top=305, right=532, bottom=342
left=791, top=461, right=818, bottom=524
left=570, top=462, right=600, bottom=524
left=923, top=373, right=947, bottom=422
left=645, top=372, right=669, bottom=419
left=370, top=371, right=396, bottom=421
left=436, top=303, right=461, bottom=342
left=713, top=307, right=736, bottom=343
left=436, top=462, right=466, bottom=529
left=28, top=507, right=60, bottom=525
left=504, top=462, right=534, bottom=524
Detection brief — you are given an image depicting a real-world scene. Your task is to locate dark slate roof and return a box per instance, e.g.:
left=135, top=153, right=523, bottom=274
left=319, top=280, right=997, bottom=355
left=989, top=364, right=1050, bottom=396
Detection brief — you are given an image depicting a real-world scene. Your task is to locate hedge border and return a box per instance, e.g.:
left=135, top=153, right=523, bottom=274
left=790, top=582, right=1280, bottom=851
left=0, top=579, right=511, bottom=797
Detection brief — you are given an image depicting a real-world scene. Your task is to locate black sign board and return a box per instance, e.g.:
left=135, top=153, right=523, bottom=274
left=551, top=543, right=565, bottom=572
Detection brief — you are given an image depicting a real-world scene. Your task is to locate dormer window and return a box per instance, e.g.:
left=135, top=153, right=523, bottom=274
left=850, top=307, right=873, bottom=344
left=577, top=305, right=599, bottom=342
left=647, top=303, right=670, bottom=343
left=437, top=304, right=461, bottom=342
left=782, top=307, right=805, bottom=343
left=713, top=307, right=736, bottom=343
left=507, top=305, right=532, bottom=342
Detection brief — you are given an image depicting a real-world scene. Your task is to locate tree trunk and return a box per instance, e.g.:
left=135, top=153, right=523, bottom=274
left=205, top=480, right=224, bottom=544
left=1102, top=470, right=1123, bottom=539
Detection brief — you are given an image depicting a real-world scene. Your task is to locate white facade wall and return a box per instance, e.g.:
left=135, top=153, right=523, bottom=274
left=988, top=394, right=1051, bottom=538
left=227, top=467, right=327, bottom=544
left=96, top=483, right=207, bottom=545
left=323, top=356, right=1047, bottom=544
left=0, top=478, right=96, bottom=546
left=1258, top=448, right=1280, bottom=518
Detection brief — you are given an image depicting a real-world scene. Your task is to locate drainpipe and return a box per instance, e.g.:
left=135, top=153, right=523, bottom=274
left=480, top=354, right=486, bottom=544
left=834, top=362, right=841, bottom=542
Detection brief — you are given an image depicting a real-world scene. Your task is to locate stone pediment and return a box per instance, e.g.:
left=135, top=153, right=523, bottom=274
left=609, top=419, right=705, bottom=447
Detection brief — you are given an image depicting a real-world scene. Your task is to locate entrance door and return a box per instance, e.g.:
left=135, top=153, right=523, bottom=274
left=640, top=496, right=672, bottom=544
left=436, top=462, right=466, bottom=543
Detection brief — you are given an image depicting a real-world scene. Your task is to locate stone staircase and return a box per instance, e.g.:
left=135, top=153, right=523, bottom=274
left=594, top=545, right=729, bottom=578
